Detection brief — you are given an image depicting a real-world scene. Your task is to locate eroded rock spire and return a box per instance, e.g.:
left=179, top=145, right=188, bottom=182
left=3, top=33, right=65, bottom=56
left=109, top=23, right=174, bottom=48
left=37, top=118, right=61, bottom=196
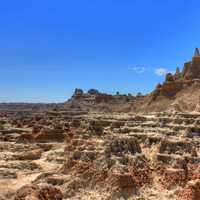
left=194, top=48, right=200, bottom=57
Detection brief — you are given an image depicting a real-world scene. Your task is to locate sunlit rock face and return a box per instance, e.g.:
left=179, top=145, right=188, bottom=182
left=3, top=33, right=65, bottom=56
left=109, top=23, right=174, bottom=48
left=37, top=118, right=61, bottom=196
left=1, top=49, right=200, bottom=200
left=0, top=102, right=200, bottom=200
left=14, top=184, right=63, bottom=200
left=183, top=56, right=200, bottom=80
left=149, top=48, right=200, bottom=112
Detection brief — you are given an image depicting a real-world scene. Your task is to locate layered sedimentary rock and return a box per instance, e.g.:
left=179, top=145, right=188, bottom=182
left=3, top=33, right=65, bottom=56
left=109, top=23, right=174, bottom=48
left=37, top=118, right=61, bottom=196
left=14, top=184, right=63, bottom=200
left=145, top=48, right=200, bottom=112
left=0, top=108, right=199, bottom=200
left=1, top=49, right=200, bottom=200
left=65, top=88, right=145, bottom=112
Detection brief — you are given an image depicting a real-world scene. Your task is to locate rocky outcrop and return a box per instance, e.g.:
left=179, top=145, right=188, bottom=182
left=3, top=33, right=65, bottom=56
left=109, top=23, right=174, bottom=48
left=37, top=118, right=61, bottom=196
left=17, top=128, right=66, bottom=143
left=159, top=139, right=194, bottom=155
left=1, top=68, right=200, bottom=200
left=34, top=128, right=66, bottom=143
left=154, top=49, right=200, bottom=97
left=147, top=48, right=200, bottom=112
left=66, top=88, right=142, bottom=112
left=107, top=137, right=142, bottom=155
left=183, top=55, right=200, bottom=80
left=14, top=184, right=63, bottom=200
left=177, top=180, right=200, bottom=200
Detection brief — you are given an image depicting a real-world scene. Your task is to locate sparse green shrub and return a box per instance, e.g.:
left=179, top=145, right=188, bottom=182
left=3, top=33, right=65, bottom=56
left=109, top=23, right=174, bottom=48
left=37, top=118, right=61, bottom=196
left=0, top=120, right=6, bottom=130
left=0, top=122, right=4, bottom=130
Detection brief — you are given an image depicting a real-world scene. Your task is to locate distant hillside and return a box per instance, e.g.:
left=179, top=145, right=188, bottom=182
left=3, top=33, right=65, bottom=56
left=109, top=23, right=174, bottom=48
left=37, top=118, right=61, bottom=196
left=64, top=88, right=145, bottom=112
left=2, top=49, right=200, bottom=114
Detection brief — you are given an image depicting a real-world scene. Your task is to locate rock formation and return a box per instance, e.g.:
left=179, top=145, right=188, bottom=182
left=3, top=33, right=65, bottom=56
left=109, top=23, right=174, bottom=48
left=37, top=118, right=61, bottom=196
left=65, top=88, right=143, bottom=112
left=0, top=49, right=200, bottom=200
left=14, top=184, right=63, bottom=200
left=0, top=106, right=199, bottom=199
left=146, top=48, right=200, bottom=112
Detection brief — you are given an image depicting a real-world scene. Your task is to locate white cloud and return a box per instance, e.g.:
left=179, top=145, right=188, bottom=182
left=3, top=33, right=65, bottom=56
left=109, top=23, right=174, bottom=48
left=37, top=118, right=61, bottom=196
left=154, top=68, right=169, bottom=76
left=129, top=66, right=146, bottom=74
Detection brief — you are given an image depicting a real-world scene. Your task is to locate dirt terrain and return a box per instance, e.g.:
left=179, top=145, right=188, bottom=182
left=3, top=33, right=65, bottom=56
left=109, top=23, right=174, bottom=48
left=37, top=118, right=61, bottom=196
left=0, top=50, right=200, bottom=199
left=0, top=109, right=199, bottom=200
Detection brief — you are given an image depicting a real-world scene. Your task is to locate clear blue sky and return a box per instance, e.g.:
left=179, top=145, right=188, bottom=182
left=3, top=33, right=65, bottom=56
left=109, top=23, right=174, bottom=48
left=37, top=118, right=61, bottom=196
left=1, top=0, right=200, bottom=102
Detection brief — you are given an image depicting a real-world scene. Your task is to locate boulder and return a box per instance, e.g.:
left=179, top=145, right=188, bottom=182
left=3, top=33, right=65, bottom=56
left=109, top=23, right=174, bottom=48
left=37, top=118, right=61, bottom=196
left=14, top=184, right=63, bottom=200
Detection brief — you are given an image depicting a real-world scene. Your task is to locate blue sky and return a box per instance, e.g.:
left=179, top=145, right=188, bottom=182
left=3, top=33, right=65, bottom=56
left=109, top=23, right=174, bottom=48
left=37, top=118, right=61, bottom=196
left=1, top=0, right=200, bottom=102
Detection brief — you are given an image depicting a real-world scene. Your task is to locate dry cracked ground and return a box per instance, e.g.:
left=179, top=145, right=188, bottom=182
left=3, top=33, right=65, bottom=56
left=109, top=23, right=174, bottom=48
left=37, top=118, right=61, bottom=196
left=0, top=109, right=199, bottom=200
